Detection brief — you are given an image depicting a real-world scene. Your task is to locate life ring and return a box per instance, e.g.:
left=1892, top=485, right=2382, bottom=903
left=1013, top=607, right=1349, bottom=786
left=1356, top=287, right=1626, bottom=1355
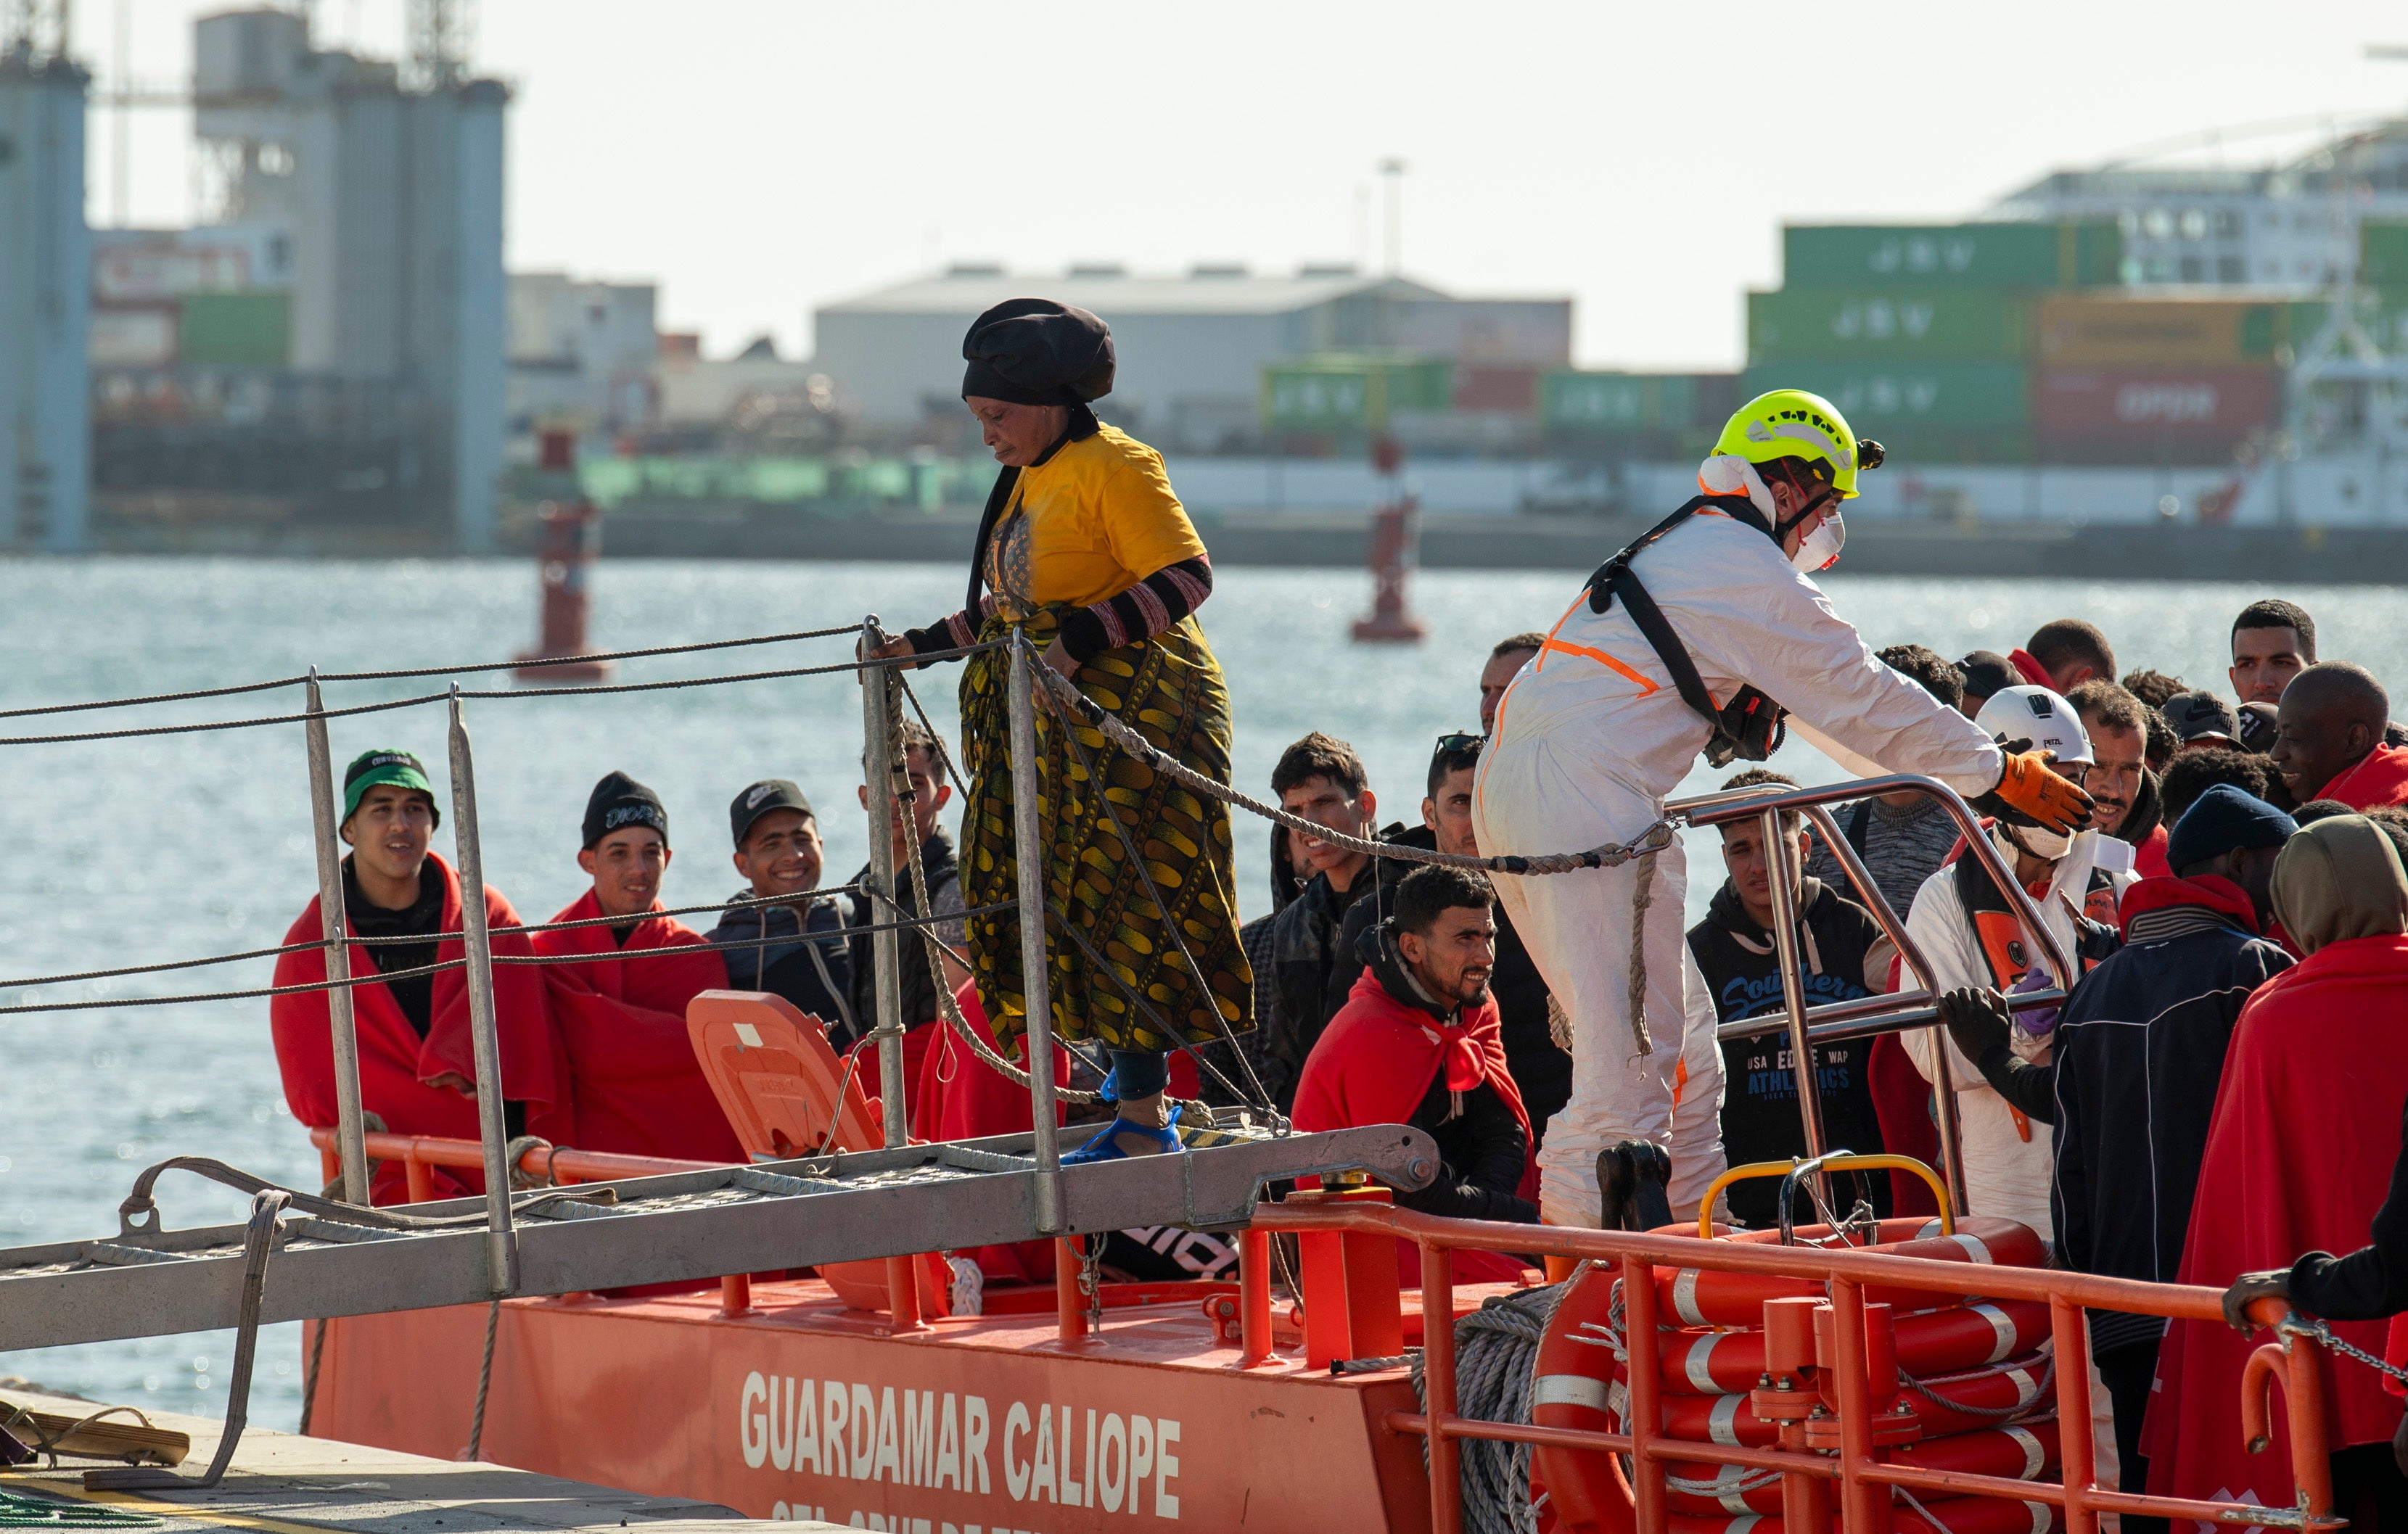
left=1637, top=1348, right=2052, bottom=1453
left=1652, top=1217, right=2049, bottom=1326
left=1529, top=1263, right=1640, bottom=1534
left=1659, top=1419, right=2059, bottom=1516
left=1663, top=1492, right=2058, bottom=1534
left=1653, top=1298, right=2050, bottom=1395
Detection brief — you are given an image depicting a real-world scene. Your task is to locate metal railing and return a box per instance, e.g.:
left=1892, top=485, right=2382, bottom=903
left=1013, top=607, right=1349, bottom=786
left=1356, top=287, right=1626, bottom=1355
left=1248, top=1200, right=2341, bottom=1534
left=1670, top=774, right=2074, bottom=1216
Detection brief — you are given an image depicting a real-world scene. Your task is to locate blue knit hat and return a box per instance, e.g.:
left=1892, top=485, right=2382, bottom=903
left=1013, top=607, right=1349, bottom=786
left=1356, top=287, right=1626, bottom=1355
left=2168, top=783, right=2296, bottom=872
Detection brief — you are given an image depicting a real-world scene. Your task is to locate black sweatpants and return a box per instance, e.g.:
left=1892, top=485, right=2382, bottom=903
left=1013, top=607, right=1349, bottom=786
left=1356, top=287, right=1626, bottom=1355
left=2095, top=1339, right=2166, bottom=1534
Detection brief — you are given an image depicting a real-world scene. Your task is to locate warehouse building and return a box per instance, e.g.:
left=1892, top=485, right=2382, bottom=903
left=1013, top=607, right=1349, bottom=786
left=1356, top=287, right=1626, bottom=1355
left=812, top=265, right=1571, bottom=451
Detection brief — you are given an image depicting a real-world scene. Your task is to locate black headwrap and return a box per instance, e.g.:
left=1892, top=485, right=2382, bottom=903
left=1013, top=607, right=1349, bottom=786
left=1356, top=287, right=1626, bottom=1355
left=959, top=298, right=1117, bottom=617
left=960, top=298, right=1114, bottom=408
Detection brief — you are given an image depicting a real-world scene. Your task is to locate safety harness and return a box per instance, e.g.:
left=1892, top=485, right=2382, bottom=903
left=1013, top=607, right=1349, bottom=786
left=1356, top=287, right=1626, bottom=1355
left=1585, top=495, right=1788, bottom=769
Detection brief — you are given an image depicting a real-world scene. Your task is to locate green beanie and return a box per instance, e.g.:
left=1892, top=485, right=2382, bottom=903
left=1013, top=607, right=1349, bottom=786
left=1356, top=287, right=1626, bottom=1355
left=342, top=749, right=440, bottom=827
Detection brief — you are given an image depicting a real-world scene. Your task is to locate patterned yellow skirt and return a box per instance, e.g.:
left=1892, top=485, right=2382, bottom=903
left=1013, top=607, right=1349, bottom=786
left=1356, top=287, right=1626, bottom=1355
left=958, top=608, right=1253, bottom=1053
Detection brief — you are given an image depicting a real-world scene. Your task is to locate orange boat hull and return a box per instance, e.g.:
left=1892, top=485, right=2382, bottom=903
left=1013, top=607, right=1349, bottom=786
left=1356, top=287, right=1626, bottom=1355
left=311, top=1277, right=1438, bottom=1533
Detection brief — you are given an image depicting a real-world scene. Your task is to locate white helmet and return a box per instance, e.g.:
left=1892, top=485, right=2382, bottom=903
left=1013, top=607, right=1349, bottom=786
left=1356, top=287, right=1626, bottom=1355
left=1974, top=685, right=2092, bottom=767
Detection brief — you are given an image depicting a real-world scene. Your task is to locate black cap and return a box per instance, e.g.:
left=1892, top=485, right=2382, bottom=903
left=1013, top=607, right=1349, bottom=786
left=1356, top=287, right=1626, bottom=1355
left=2238, top=701, right=2280, bottom=754
left=583, top=770, right=667, bottom=850
left=1957, top=651, right=2018, bottom=704
left=729, top=778, right=813, bottom=849
left=2163, top=689, right=2242, bottom=746
left=961, top=299, right=1115, bottom=408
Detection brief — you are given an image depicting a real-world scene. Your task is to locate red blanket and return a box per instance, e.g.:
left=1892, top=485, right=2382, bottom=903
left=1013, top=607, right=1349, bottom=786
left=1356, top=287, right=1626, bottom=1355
left=915, top=982, right=1069, bottom=1283
left=1295, top=968, right=1536, bottom=1284
left=533, top=890, right=740, bottom=1163
left=2319, top=743, right=2408, bottom=811
left=2145, top=932, right=2408, bottom=1501
left=270, top=855, right=567, bottom=1204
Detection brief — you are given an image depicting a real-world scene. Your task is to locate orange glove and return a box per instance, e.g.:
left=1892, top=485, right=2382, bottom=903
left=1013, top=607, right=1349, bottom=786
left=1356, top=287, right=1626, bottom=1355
left=1992, top=749, right=2095, bottom=833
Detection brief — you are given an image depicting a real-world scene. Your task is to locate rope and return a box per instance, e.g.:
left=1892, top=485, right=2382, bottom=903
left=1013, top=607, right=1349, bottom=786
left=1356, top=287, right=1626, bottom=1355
left=1624, top=851, right=1656, bottom=1058
left=1898, top=1356, right=2054, bottom=1422
left=462, top=1300, right=501, bottom=1464
left=0, top=902, right=1009, bottom=1016
left=0, top=643, right=1000, bottom=748
left=297, top=1316, right=329, bottom=1438
left=1409, top=1283, right=1563, bottom=1534
left=1032, top=661, right=1680, bottom=878
left=0, top=625, right=873, bottom=722
left=0, top=883, right=871, bottom=994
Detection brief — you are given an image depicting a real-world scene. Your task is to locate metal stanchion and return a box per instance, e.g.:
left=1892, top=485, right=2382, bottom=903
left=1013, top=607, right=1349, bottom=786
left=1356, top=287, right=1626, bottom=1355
left=1008, top=633, right=1065, bottom=1233
left=859, top=617, right=908, bottom=1150
left=303, top=669, right=369, bottom=1205
left=1759, top=806, right=1829, bottom=1213
left=445, top=686, right=518, bottom=1296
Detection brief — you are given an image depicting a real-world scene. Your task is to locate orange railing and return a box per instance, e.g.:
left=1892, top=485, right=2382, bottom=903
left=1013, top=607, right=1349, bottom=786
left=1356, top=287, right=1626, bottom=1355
left=1249, top=1200, right=2342, bottom=1534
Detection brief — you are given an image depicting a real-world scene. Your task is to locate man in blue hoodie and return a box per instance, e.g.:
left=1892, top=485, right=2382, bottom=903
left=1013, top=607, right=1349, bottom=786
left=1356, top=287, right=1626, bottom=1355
left=1941, top=783, right=2296, bottom=1519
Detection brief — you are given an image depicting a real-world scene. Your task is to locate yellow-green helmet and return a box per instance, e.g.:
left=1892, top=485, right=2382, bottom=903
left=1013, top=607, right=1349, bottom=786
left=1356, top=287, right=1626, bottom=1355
left=1712, top=389, right=1882, bottom=500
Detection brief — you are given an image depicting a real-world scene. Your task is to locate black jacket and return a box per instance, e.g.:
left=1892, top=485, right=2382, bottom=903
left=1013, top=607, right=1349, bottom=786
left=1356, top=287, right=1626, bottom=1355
left=845, top=828, right=961, bottom=1034
left=1259, top=844, right=1386, bottom=1110
left=1327, top=824, right=1569, bottom=1144
left=2290, top=1097, right=2408, bottom=1321
left=707, top=891, right=859, bottom=1046
left=1687, top=877, right=1891, bottom=1229
left=2047, top=889, right=2292, bottom=1352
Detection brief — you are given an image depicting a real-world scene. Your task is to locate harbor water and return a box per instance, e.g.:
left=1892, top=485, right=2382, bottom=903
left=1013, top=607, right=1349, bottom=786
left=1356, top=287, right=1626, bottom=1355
left=4, top=556, right=2404, bottom=1432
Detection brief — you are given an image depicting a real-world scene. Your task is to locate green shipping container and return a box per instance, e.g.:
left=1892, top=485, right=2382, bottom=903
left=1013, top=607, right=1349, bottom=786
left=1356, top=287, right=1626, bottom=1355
left=1783, top=221, right=2122, bottom=289
left=1538, top=371, right=1694, bottom=434
left=1749, top=287, right=2031, bottom=365
left=1262, top=354, right=1450, bottom=430
left=2362, top=223, right=2408, bottom=287
left=1741, top=361, right=2029, bottom=433
left=178, top=292, right=289, bottom=368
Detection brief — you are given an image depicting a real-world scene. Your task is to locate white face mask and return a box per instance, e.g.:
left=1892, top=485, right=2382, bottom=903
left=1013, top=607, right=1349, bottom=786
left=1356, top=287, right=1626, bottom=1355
left=2001, top=821, right=2074, bottom=865
left=1789, top=508, right=1845, bottom=574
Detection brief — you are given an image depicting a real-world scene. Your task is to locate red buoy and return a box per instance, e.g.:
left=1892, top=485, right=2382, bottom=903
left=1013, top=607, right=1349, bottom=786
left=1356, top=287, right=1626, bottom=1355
left=1351, top=433, right=1426, bottom=644
left=515, top=429, right=613, bottom=684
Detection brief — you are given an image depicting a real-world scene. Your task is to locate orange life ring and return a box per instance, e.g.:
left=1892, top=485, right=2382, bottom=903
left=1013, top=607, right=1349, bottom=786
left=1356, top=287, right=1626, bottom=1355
left=1660, top=1419, right=2059, bottom=1516
left=1529, top=1263, right=1639, bottom=1534
left=1652, top=1217, right=2048, bottom=1326
left=1662, top=1491, right=2060, bottom=1534
left=1635, top=1349, right=2050, bottom=1451
left=1653, top=1298, right=2050, bottom=1395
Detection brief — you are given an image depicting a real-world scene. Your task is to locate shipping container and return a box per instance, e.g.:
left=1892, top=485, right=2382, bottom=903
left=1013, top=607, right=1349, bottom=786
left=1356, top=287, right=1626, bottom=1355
left=2032, top=294, right=2282, bottom=368
left=1539, top=371, right=1740, bottom=440
left=2031, top=366, right=2279, bottom=445
left=178, top=292, right=290, bottom=368
left=1261, top=354, right=1450, bottom=431
left=1740, top=361, right=2029, bottom=431
left=1783, top=220, right=2121, bottom=289
left=1748, top=287, right=2031, bottom=364
left=89, top=305, right=178, bottom=369
left=1452, top=365, right=1540, bottom=413
left=2362, top=222, right=2408, bottom=287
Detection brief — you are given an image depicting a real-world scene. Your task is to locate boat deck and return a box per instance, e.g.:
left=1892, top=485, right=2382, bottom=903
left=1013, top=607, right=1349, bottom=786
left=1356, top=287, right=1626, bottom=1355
left=0, top=1387, right=831, bottom=1534
left=308, top=1274, right=1521, bottom=1533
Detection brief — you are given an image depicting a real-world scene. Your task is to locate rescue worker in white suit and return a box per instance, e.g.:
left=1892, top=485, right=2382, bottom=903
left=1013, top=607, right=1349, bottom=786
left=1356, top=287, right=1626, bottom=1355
left=1472, top=389, right=2095, bottom=1229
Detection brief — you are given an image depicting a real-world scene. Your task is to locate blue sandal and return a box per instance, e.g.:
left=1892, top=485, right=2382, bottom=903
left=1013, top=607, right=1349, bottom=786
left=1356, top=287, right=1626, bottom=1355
left=1062, top=1104, right=1183, bottom=1164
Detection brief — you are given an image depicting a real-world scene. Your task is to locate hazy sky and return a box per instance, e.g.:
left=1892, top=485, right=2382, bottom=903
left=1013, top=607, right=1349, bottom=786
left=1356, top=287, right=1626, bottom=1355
left=97, top=1, right=2408, bottom=368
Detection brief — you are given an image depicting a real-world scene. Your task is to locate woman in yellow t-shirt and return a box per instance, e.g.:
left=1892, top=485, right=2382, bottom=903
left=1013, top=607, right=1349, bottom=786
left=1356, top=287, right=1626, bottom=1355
left=876, top=299, right=1253, bottom=1160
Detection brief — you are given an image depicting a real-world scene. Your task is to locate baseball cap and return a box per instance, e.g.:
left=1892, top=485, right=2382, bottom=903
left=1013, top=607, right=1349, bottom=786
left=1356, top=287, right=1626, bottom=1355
left=342, top=749, right=440, bottom=826
left=2163, top=690, right=2242, bottom=748
left=2237, top=701, right=2280, bottom=755
left=729, top=778, right=813, bottom=848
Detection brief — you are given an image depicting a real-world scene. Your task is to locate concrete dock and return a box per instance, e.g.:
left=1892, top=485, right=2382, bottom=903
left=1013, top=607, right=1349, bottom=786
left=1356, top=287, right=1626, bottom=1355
left=0, top=1387, right=845, bottom=1534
